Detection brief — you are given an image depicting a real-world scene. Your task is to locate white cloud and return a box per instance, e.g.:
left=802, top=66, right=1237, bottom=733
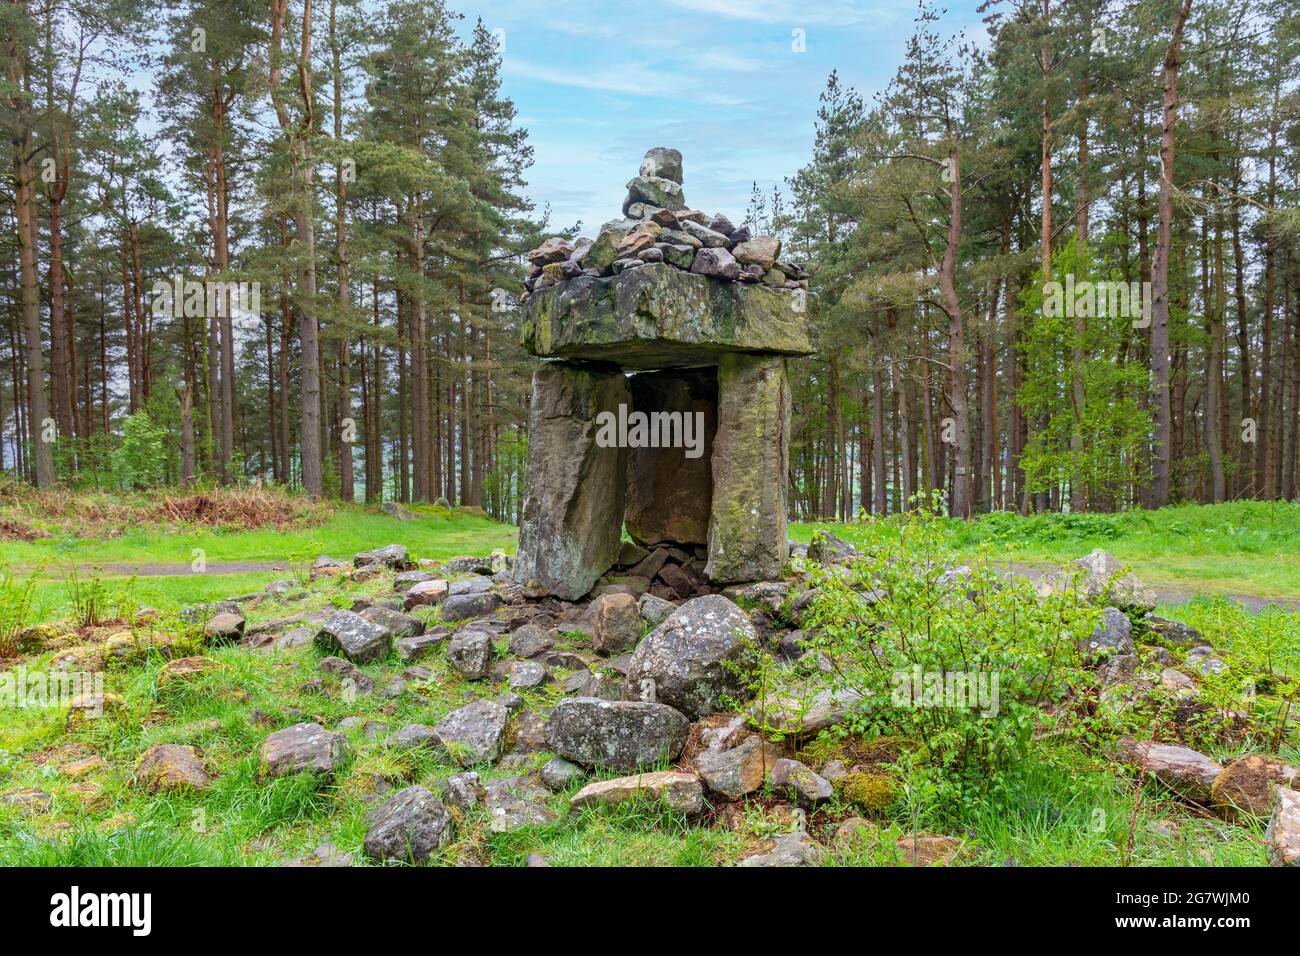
left=662, top=0, right=867, bottom=25
left=506, top=58, right=679, bottom=97
left=696, top=49, right=766, bottom=72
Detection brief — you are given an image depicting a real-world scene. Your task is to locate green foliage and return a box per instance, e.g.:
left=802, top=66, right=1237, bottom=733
left=0, top=568, right=36, bottom=655
left=113, top=408, right=169, bottom=490
left=1017, top=238, right=1153, bottom=503
left=782, top=496, right=1099, bottom=804
left=65, top=567, right=113, bottom=629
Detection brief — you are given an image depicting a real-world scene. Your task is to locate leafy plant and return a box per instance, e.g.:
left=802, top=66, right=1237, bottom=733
left=778, top=495, right=1099, bottom=806
left=0, top=567, right=37, bottom=655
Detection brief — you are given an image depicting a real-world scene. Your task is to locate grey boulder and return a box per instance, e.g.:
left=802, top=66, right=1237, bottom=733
left=623, top=594, right=756, bottom=718
left=362, top=786, right=454, bottom=863
left=545, top=697, right=689, bottom=772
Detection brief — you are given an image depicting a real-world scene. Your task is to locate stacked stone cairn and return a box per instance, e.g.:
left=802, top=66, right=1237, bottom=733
left=522, top=146, right=811, bottom=293
left=513, top=148, right=815, bottom=602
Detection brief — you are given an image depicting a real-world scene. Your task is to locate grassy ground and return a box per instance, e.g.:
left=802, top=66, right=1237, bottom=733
left=0, top=493, right=1293, bottom=866
left=0, top=488, right=516, bottom=618
left=790, top=501, right=1300, bottom=602
left=0, top=568, right=1274, bottom=867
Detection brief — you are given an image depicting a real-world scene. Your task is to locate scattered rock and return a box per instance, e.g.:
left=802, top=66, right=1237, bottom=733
left=591, top=592, right=642, bottom=655
left=759, top=687, right=867, bottom=736
left=508, top=623, right=553, bottom=659
left=311, top=556, right=349, bottom=579
left=1042, top=549, right=1156, bottom=610
left=134, top=744, right=210, bottom=792
left=1211, top=755, right=1298, bottom=819
left=403, top=579, right=449, bottom=610
left=696, top=735, right=779, bottom=800
left=739, top=829, right=825, bottom=867
left=61, top=756, right=106, bottom=777
left=1146, top=616, right=1203, bottom=646
left=1082, top=607, right=1135, bottom=658
left=769, top=757, right=833, bottom=807
left=441, top=772, right=484, bottom=810
left=570, top=770, right=703, bottom=815
left=1159, top=667, right=1197, bottom=695
left=896, top=834, right=963, bottom=867
left=390, top=724, right=438, bottom=752
left=0, top=788, right=51, bottom=813
left=807, top=530, right=855, bottom=565
left=541, top=756, right=585, bottom=791
left=1265, top=787, right=1300, bottom=866
left=315, top=610, right=391, bottom=664
left=157, top=656, right=219, bottom=686
left=319, top=655, right=375, bottom=694
left=624, top=594, right=755, bottom=718
left=486, top=789, right=561, bottom=833
left=393, top=569, right=435, bottom=590
left=362, top=786, right=454, bottom=863
left=395, top=629, right=447, bottom=663
left=433, top=698, right=509, bottom=765
left=507, top=660, right=549, bottom=690
left=354, top=544, right=412, bottom=571
left=204, top=611, right=245, bottom=644
left=545, top=697, right=689, bottom=772
left=1116, top=737, right=1222, bottom=803
left=636, top=593, right=676, bottom=629
left=359, top=605, right=424, bottom=641
left=260, top=723, right=352, bottom=779
left=285, top=843, right=353, bottom=867
left=447, top=630, right=494, bottom=679
left=442, top=591, right=502, bottom=622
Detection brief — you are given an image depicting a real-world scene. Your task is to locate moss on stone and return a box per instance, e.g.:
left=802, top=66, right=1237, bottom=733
left=835, top=772, right=901, bottom=813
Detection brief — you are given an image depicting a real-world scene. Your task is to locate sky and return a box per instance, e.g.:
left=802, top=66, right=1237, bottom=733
left=450, top=0, right=989, bottom=238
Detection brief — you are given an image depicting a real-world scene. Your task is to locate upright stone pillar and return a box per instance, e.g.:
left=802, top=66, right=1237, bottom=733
left=513, top=362, right=630, bottom=600
left=705, top=354, right=791, bottom=583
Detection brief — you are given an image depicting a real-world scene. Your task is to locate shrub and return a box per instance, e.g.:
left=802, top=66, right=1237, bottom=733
left=113, top=409, right=169, bottom=489
left=779, top=496, right=1099, bottom=803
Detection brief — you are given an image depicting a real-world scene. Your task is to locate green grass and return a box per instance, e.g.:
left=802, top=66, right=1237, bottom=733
left=1, top=501, right=517, bottom=617
left=0, top=503, right=516, bottom=569
left=0, top=496, right=1294, bottom=866
left=792, top=500, right=1300, bottom=601
left=3, top=612, right=1270, bottom=867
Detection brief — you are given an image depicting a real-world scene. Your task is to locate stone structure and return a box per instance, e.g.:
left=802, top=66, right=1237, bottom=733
left=513, top=148, right=813, bottom=600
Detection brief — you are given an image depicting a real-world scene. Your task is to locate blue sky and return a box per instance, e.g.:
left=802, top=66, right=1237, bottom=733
left=451, top=0, right=988, bottom=236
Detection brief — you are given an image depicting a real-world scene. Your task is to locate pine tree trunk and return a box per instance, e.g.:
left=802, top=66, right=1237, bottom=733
left=1151, top=0, right=1193, bottom=507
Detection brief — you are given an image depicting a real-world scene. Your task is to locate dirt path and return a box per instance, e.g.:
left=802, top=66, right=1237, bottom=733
left=22, top=557, right=1300, bottom=612
left=1000, top=560, right=1300, bottom=613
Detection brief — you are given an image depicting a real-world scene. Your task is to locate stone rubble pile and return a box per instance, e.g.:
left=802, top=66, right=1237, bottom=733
left=523, top=147, right=812, bottom=295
